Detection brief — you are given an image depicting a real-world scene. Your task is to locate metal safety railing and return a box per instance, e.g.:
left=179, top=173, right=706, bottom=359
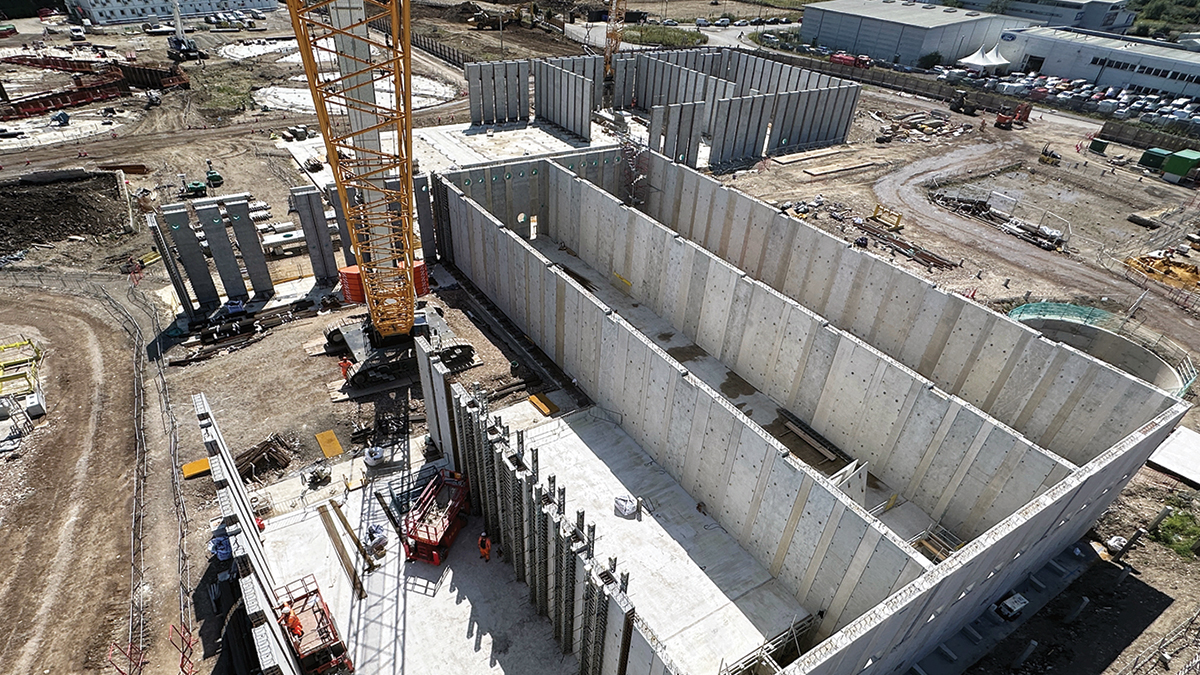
left=1008, top=302, right=1197, bottom=397
left=0, top=267, right=191, bottom=675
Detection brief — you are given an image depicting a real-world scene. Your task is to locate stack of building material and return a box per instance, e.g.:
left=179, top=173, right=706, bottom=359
left=235, top=433, right=292, bottom=480
left=339, top=265, right=365, bottom=303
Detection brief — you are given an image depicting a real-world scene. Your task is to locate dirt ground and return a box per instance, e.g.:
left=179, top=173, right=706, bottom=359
left=0, top=173, right=128, bottom=255
left=968, top=468, right=1200, bottom=675
left=0, top=290, right=153, bottom=674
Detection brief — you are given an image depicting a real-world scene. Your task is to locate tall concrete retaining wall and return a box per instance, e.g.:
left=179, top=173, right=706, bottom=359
left=1019, top=317, right=1184, bottom=392
left=542, top=55, right=604, bottom=110
left=542, top=160, right=1073, bottom=542
left=466, top=59, right=530, bottom=126
left=440, top=177, right=932, bottom=642
left=786, top=398, right=1186, bottom=675
left=533, top=60, right=592, bottom=141
left=633, top=153, right=1179, bottom=467
left=648, top=102, right=704, bottom=168
left=450, top=385, right=644, bottom=675
left=767, top=84, right=861, bottom=157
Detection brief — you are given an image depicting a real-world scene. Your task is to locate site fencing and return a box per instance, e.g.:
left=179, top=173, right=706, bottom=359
left=1008, top=302, right=1196, bottom=397
left=0, top=268, right=192, bottom=675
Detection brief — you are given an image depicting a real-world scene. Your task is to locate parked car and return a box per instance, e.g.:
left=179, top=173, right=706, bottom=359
left=764, top=16, right=780, bottom=24
left=749, top=17, right=764, bottom=25
left=695, top=17, right=710, bottom=26
left=716, top=17, right=730, bottom=26
left=733, top=19, right=748, bottom=26
left=663, top=18, right=678, bottom=25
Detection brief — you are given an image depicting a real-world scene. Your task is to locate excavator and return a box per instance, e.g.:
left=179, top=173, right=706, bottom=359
left=994, top=102, right=1032, bottom=130
left=286, top=0, right=474, bottom=388
left=948, top=90, right=976, bottom=116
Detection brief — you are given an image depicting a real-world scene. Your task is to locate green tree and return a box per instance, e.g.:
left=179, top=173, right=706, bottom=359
left=1142, top=0, right=1171, bottom=20
left=918, top=51, right=944, bottom=69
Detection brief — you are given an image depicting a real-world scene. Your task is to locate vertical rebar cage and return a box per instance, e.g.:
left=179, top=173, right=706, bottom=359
left=286, top=0, right=418, bottom=336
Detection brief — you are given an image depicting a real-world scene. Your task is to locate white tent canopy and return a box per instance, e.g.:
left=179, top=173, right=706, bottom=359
left=957, top=45, right=992, bottom=69
left=985, top=44, right=1010, bottom=67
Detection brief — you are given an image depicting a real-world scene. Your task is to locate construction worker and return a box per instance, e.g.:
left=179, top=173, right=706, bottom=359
left=279, top=603, right=303, bottom=638
left=478, top=531, right=491, bottom=562
left=339, top=356, right=353, bottom=381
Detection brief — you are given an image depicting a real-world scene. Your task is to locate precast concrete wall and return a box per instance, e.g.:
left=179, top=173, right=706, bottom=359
left=534, top=60, right=592, bottom=141
left=634, top=153, right=1179, bottom=466
left=224, top=198, right=274, bottom=298
left=466, top=59, right=530, bottom=126
left=440, top=179, right=931, bottom=640
left=613, top=55, right=638, bottom=110
left=709, top=94, right=775, bottom=167
left=542, top=160, right=1073, bottom=541
left=162, top=203, right=220, bottom=311
left=647, top=102, right=704, bottom=168
left=785, top=398, right=1188, bottom=675
left=1019, top=317, right=1184, bottom=392
left=450, top=385, right=635, bottom=675
left=543, top=55, right=604, bottom=109
left=634, top=54, right=714, bottom=110
left=767, top=84, right=861, bottom=156
left=194, top=201, right=250, bottom=301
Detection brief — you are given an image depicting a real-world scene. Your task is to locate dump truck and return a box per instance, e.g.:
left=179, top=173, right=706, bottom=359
left=274, top=575, right=354, bottom=674
left=830, top=52, right=872, bottom=68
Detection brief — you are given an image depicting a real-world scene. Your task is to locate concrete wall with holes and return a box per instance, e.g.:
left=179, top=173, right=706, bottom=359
left=541, top=159, right=1073, bottom=542
left=629, top=153, right=1179, bottom=468
left=439, top=177, right=932, bottom=643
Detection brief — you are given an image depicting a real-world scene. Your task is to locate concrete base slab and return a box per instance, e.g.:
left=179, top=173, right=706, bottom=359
left=512, top=406, right=810, bottom=675
left=263, top=489, right=576, bottom=675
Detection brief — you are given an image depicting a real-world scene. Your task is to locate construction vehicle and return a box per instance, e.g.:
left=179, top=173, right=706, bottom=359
left=1039, top=143, right=1062, bottom=166
left=995, top=102, right=1031, bottom=130
left=274, top=575, right=355, bottom=674
left=177, top=173, right=207, bottom=198
left=402, top=469, right=470, bottom=565
left=167, top=0, right=208, bottom=61
left=468, top=7, right=519, bottom=29
left=50, top=111, right=70, bottom=127
left=287, top=0, right=476, bottom=386
left=948, top=90, right=976, bottom=116
left=830, top=52, right=872, bottom=68
left=205, top=159, right=223, bottom=188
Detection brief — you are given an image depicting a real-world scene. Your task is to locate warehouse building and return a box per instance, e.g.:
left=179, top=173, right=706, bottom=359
left=998, top=27, right=1200, bottom=96
left=956, top=0, right=1135, bottom=33
left=71, top=0, right=275, bottom=24
left=800, top=0, right=1036, bottom=67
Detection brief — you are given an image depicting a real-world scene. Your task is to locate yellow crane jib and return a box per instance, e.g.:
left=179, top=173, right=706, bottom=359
left=285, top=0, right=418, bottom=338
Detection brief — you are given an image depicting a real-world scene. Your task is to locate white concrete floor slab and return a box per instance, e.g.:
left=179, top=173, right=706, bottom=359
left=516, top=406, right=810, bottom=675
left=263, top=488, right=577, bottom=675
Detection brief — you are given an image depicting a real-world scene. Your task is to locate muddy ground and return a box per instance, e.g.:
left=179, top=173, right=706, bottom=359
left=0, top=173, right=128, bottom=255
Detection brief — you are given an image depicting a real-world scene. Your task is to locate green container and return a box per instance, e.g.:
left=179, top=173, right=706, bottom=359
left=1139, top=147, right=1171, bottom=169
left=1163, top=149, right=1200, bottom=178
left=1088, top=139, right=1109, bottom=155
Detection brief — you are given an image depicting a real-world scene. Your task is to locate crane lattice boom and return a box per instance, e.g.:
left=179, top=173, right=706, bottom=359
left=286, top=0, right=417, bottom=338
left=604, top=0, right=625, bottom=78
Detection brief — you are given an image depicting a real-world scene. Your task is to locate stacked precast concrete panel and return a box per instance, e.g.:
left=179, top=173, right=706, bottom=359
left=466, top=60, right=531, bottom=126
left=533, top=60, right=592, bottom=141
left=437, top=169, right=933, bottom=652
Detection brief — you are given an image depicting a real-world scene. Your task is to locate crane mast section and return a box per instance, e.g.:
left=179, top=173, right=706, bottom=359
left=286, top=0, right=417, bottom=337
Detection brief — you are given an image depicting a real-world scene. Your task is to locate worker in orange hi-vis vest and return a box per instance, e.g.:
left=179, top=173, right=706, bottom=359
left=279, top=603, right=304, bottom=638
left=478, top=532, right=491, bottom=562
left=338, top=356, right=353, bottom=381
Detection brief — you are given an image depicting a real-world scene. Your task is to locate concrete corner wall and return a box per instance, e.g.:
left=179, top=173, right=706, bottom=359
left=440, top=178, right=932, bottom=642
left=534, top=60, right=592, bottom=141
left=543, top=158, right=1072, bottom=541
left=631, top=153, right=1178, bottom=467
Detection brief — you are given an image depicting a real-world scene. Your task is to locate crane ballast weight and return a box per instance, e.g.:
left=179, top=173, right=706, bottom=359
left=286, top=0, right=418, bottom=340
left=286, top=0, right=475, bottom=387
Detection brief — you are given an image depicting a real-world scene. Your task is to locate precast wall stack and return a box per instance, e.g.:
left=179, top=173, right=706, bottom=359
left=466, top=60, right=531, bottom=126
left=447, top=384, right=664, bottom=675
left=291, top=185, right=340, bottom=286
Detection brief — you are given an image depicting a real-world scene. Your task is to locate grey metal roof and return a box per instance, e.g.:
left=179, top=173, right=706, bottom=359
left=806, top=0, right=1029, bottom=28
left=1018, top=27, right=1200, bottom=65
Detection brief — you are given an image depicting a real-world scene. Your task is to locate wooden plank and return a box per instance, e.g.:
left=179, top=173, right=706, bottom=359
left=318, top=503, right=367, bottom=599
left=315, top=429, right=344, bottom=458
left=803, top=162, right=876, bottom=177
left=783, top=420, right=838, bottom=461
left=330, top=499, right=378, bottom=571
left=181, top=457, right=211, bottom=479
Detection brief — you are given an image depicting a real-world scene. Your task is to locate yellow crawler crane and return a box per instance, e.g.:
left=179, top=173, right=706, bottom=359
left=286, top=0, right=417, bottom=339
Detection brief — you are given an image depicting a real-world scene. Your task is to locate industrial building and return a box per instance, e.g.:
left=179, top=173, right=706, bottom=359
left=998, top=27, right=1200, bottom=96
left=956, top=0, right=1135, bottom=33
left=799, top=0, right=1035, bottom=67
left=71, top=0, right=275, bottom=25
